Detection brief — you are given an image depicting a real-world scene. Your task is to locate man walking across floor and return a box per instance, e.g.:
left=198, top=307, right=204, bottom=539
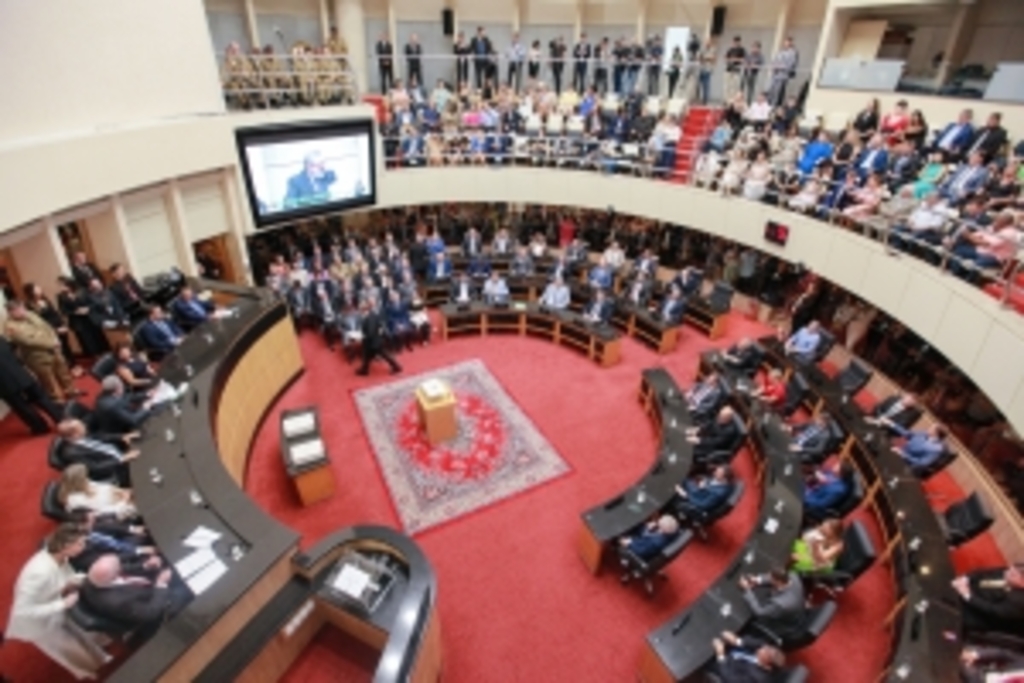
left=0, top=333, right=66, bottom=435
left=356, top=297, right=402, bottom=376
left=5, top=299, right=78, bottom=403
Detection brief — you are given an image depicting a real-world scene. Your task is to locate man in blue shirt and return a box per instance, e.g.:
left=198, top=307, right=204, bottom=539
left=804, top=460, right=854, bottom=520
left=588, top=258, right=613, bottom=290
left=884, top=420, right=949, bottom=473
left=618, top=514, right=680, bottom=561
left=784, top=320, right=822, bottom=364
left=674, top=464, right=736, bottom=521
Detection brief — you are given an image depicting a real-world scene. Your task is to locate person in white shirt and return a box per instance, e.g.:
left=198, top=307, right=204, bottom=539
left=7, top=525, right=110, bottom=679
left=59, top=464, right=136, bottom=519
left=540, top=276, right=571, bottom=310
left=891, top=191, right=949, bottom=248
left=745, top=93, right=773, bottom=131
left=506, top=32, right=526, bottom=90
left=603, top=241, right=626, bottom=271
left=482, top=271, right=510, bottom=305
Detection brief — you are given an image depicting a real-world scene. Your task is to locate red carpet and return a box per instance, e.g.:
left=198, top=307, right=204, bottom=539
left=0, top=313, right=1006, bottom=682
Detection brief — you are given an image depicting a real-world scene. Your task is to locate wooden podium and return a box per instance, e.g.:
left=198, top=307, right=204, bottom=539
left=416, top=380, right=458, bottom=445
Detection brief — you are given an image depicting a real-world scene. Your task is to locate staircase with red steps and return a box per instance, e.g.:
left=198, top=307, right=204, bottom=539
left=672, top=105, right=722, bottom=184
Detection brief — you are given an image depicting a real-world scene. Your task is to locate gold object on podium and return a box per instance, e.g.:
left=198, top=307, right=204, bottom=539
left=415, top=380, right=458, bottom=445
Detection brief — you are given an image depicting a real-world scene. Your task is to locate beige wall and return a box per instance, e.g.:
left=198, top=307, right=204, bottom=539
left=82, top=206, right=134, bottom=275
left=838, top=19, right=887, bottom=59
left=0, top=0, right=224, bottom=147
left=6, top=226, right=68, bottom=297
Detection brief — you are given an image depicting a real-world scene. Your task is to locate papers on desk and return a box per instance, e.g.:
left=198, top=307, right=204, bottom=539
left=175, top=548, right=216, bottom=577
left=282, top=412, right=316, bottom=438
left=331, top=564, right=371, bottom=599
left=289, top=438, right=325, bottom=466
left=211, top=308, right=235, bottom=319
left=420, top=379, right=446, bottom=399
left=151, top=379, right=183, bottom=405
left=183, top=525, right=222, bottom=549
left=410, top=311, right=429, bottom=326
left=763, top=517, right=780, bottom=534
left=186, top=558, right=228, bottom=595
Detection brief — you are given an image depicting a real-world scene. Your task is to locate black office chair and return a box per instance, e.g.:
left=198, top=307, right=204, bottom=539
left=89, top=353, right=117, bottom=382
left=47, top=437, right=66, bottom=471
left=942, top=491, right=994, bottom=547
left=619, top=530, right=695, bottom=596
left=801, top=520, right=876, bottom=597
left=911, top=446, right=957, bottom=480
left=41, top=481, right=72, bottom=523
left=835, top=360, right=873, bottom=397
left=823, top=416, right=846, bottom=454
left=806, top=470, right=865, bottom=525
left=780, top=664, right=810, bottom=683
left=708, top=282, right=734, bottom=314
left=813, top=329, right=836, bottom=363
left=68, top=602, right=135, bottom=639
left=700, top=414, right=749, bottom=467
left=747, top=599, right=838, bottom=651
left=63, top=400, right=96, bottom=432
left=782, top=371, right=811, bottom=417
left=686, top=481, right=745, bottom=541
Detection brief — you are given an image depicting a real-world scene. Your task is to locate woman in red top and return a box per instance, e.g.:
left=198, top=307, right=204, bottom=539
left=751, top=368, right=786, bottom=409
left=879, top=100, right=910, bottom=145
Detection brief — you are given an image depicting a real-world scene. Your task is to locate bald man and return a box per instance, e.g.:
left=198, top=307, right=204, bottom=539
left=284, top=151, right=337, bottom=208
left=80, top=554, right=174, bottom=637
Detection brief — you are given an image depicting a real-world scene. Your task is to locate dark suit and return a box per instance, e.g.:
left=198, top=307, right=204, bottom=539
left=88, top=290, right=126, bottom=328
left=0, top=336, right=63, bottom=433
left=138, top=318, right=183, bottom=356
left=71, top=261, right=103, bottom=289
left=109, top=276, right=146, bottom=316
left=658, top=298, right=685, bottom=325
left=743, top=574, right=806, bottom=638
left=790, top=421, right=829, bottom=461
left=694, top=419, right=740, bottom=463
left=284, top=169, right=337, bottom=207
left=449, top=279, right=477, bottom=304
left=94, top=391, right=150, bottom=434
left=357, top=310, right=401, bottom=374
left=622, top=280, right=651, bottom=308
left=675, top=478, right=734, bottom=520
left=967, top=125, right=1008, bottom=163
left=854, top=147, right=889, bottom=180
left=804, top=473, right=852, bottom=519
left=80, top=579, right=172, bottom=634
left=170, top=297, right=212, bottom=331
left=707, top=636, right=777, bottom=683
left=375, top=40, right=394, bottom=91
left=622, top=527, right=676, bottom=561
left=583, top=298, right=612, bottom=325
left=961, top=568, right=1024, bottom=636
left=723, top=344, right=761, bottom=376
left=58, top=434, right=130, bottom=485
left=687, top=380, right=724, bottom=420
left=872, top=396, right=922, bottom=432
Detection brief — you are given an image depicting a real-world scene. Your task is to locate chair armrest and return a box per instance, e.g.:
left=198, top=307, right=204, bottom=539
left=744, top=620, right=784, bottom=648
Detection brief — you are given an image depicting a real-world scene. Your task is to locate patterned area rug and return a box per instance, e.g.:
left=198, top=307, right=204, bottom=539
left=354, top=359, right=570, bottom=534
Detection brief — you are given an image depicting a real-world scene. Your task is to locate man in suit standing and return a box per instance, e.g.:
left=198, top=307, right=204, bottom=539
left=428, top=252, right=453, bottom=283
left=356, top=298, right=402, bottom=376
left=87, top=278, right=127, bottom=330
left=80, top=554, right=179, bottom=638
left=138, top=305, right=184, bottom=357
left=5, top=299, right=77, bottom=402
left=549, top=36, right=567, bottom=95
left=572, top=33, right=591, bottom=93
left=540, top=276, right=571, bottom=310
left=375, top=32, right=394, bottom=92
left=284, top=152, right=338, bottom=208
left=0, top=333, right=65, bottom=434
left=582, top=288, right=612, bottom=325
left=70, top=251, right=103, bottom=290
left=169, top=286, right=214, bottom=332
left=450, top=272, right=476, bottom=304
left=739, top=567, right=806, bottom=637
left=313, top=284, right=342, bottom=350
left=462, top=227, right=484, bottom=257
left=404, top=34, right=423, bottom=90
left=673, top=464, right=736, bottom=521
left=93, top=376, right=152, bottom=435
left=867, top=392, right=922, bottom=433
left=470, top=27, right=493, bottom=88
left=622, top=273, right=652, bottom=308
left=6, top=525, right=110, bottom=680
left=952, top=564, right=1024, bottom=637
left=709, top=630, right=785, bottom=682
left=56, top=418, right=138, bottom=487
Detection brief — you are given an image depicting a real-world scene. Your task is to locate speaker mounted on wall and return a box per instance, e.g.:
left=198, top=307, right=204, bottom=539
left=442, top=8, right=454, bottom=37
left=711, top=6, right=727, bottom=37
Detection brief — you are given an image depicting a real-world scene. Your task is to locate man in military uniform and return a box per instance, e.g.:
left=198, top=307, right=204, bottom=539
left=4, top=299, right=78, bottom=402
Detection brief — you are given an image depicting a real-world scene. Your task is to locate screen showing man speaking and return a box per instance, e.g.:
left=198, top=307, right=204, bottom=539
left=236, top=119, right=377, bottom=227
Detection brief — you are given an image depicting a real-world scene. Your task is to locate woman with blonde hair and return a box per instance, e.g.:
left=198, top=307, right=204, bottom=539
left=791, top=518, right=845, bottom=573
left=58, top=464, right=136, bottom=519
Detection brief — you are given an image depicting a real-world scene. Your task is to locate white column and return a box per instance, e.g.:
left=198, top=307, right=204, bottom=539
left=243, top=0, right=260, bottom=49
left=319, top=0, right=331, bottom=44
left=574, top=0, right=584, bottom=43
left=111, top=195, right=142, bottom=276
left=636, top=0, right=648, bottom=43
left=165, top=181, right=199, bottom=277
left=935, top=4, right=977, bottom=87
left=512, top=0, right=520, bottom=33
left=388, top=0, right=401, bottom=83
left=335, top=0, right=367, bottom=95
left=220, top=170, right=254, bottom=286
left=770, top=0, right=793, bottom=58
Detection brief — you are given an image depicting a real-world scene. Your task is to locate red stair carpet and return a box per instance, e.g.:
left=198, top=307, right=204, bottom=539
left=673, top=105, right=722, bottom=184
left=0, top=311, right=1006, bottom=682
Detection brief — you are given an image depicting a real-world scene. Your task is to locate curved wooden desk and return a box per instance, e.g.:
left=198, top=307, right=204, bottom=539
left=439, top=302, right=622, bottom=367
left=577, top=369, right=694, bottom=573
left=110, top=283, right=304, bottom=683
left=758, top=337, right=961, bottom=683
left=638, top=366, right=804, bottom=683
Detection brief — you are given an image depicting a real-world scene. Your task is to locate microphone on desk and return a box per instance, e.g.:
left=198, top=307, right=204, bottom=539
left=670, top=613, right=691, bottom=636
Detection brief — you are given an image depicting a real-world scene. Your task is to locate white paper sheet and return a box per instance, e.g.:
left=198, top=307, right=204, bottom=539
left=186, top=558, right=228, bottom=595
left=763, top=517, right=779, bottom=534
left=331, top=564, right=371, bottom=598
left=183, top=525, right=222, bottom=549
left=289, top=439, right=325, bottom=465
left=174, top=548, right=217, bottom=578
left=421, top=379, right=446, bottom=399
left=282, top=412, right=316, bottom=437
